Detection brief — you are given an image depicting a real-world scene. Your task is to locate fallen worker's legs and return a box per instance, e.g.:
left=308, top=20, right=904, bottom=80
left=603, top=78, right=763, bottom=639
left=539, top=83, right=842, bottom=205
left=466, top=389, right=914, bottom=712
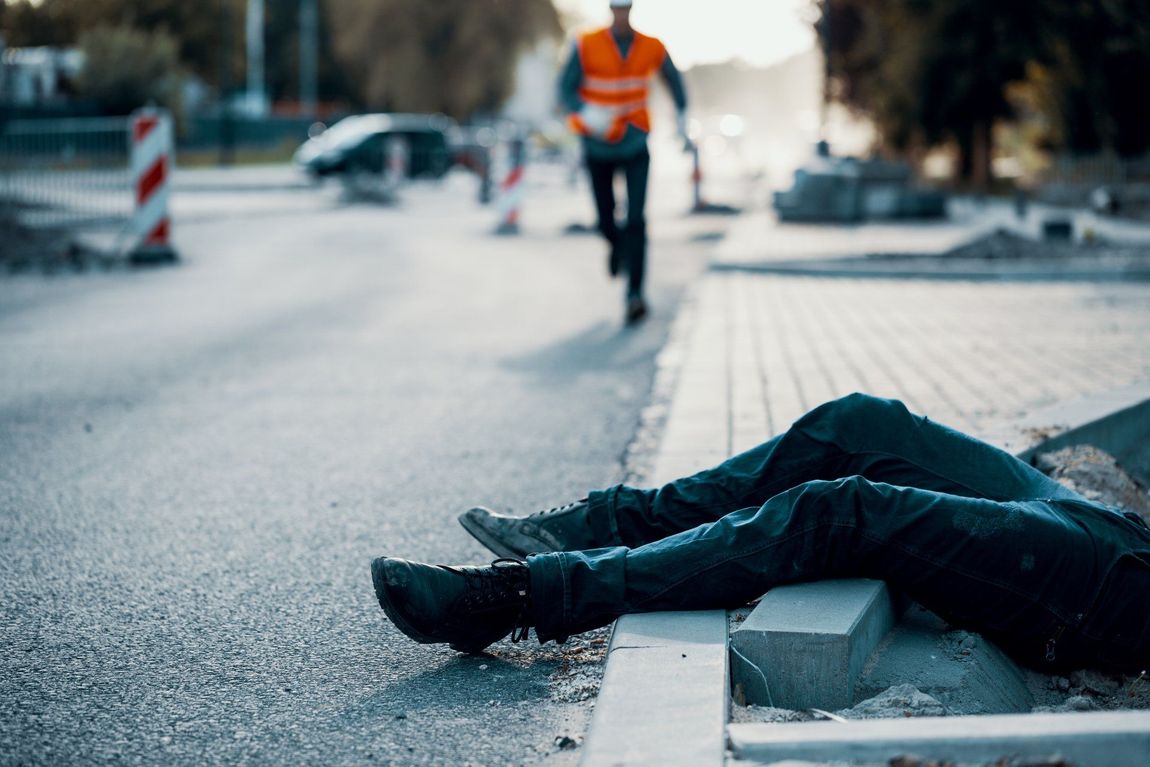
left=593, top=393, right=1084, bottom=548
left=530, top=476, right=1111, bottom=669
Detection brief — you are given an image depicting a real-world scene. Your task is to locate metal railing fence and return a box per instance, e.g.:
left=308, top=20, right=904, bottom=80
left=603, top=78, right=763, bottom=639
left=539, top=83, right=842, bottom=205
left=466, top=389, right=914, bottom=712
left=0, top=116, right=133, bottom=229
left=1037, top=152, right=1150, bottom=213
left=1044, top=153, right=1150, bottom=185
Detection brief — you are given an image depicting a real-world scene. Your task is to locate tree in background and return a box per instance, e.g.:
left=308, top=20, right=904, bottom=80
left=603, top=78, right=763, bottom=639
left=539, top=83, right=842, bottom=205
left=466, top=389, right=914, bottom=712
left=0, top=0, right=347, bottom=108
left=824, top=0, right=1040, bottom=187
left=75, top=24, right=181, bottom=115
left=822, top=0, right=1150, bottom=186
left=1026, top=0, right=1150, bottom=158
left=324, top=0, right=561, bottom=119
left=2, top=0, right=75, bottom=47
left=2, top=0, right=237, bottom=81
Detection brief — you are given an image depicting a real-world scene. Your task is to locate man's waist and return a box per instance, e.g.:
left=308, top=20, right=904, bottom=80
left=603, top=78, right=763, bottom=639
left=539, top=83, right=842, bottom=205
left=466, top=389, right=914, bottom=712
left=581, top=125, right=649, bottom=158
left=579, top=99, right=649, bottom=117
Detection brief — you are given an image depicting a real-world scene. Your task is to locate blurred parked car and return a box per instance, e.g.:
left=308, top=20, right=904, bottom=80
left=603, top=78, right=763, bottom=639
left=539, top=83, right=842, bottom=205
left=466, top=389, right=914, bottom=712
left=293, top=113, right=455, bottom=180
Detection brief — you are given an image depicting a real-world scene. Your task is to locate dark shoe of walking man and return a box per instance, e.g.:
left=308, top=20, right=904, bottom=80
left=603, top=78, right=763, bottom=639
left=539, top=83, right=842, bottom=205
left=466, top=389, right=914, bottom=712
left=559, top=0, right=693, bottom=325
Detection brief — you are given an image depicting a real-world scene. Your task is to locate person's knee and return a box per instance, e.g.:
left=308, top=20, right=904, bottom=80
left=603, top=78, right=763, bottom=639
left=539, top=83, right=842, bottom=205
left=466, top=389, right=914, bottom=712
left=787, top=476, right=875, bottom=525
left=835, top=391, right=902, bottom=416
left=802, top=392, right=910, bottom=433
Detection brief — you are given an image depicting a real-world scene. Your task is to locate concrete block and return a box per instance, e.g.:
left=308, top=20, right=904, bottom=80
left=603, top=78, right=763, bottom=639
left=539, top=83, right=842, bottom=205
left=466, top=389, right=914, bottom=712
left=580, top=611, right=728, bottom=767
left=730, top=579, right=896, bottom=710
left=728, top=710, right=1150, bottom=766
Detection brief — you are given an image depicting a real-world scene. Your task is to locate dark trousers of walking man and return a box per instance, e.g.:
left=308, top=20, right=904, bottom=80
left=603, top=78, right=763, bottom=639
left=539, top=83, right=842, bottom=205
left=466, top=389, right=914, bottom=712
left=587, top=149, right=650, bottom=317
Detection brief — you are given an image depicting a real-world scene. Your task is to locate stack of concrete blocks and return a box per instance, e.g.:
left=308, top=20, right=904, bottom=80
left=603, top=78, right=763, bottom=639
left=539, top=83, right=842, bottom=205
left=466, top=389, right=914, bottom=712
left=773, top=154, right=947, bottom=223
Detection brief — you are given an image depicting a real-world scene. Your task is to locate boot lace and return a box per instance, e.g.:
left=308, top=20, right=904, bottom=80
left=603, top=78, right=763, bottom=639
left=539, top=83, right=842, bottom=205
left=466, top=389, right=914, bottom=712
left=463, top=559, right=532, bottom=643
left=533, top=498, right=588, bottom=518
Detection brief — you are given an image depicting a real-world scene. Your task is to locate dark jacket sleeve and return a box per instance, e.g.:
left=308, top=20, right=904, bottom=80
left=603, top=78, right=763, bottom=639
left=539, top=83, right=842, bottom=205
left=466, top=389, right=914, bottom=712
left=558, top=42, right=584, bottom=114
left=660, top=50, right=688, bottom=112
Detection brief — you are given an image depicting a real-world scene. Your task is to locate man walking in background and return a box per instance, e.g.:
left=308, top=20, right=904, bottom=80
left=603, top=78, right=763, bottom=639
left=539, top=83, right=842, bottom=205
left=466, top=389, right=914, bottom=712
left=560, top=0, right=691, bottom=325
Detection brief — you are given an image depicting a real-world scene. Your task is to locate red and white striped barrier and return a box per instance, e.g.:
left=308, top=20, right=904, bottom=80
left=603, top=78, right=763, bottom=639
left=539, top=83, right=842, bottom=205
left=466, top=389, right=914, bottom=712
left=129, top=108, right=177, bottom=263
left=690, top=143, right=707, bottom=212
left=688, top=142, right=739, bottom=215
left=495, top=138, right=525, bottom=235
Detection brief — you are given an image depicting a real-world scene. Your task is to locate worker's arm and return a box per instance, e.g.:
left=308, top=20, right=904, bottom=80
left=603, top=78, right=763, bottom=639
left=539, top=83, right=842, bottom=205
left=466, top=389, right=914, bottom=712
left=558, top=42, right=585, bottom=115
left=660, top=51, right=692, bottom=149
left=660, top=51, right=688, bottom=113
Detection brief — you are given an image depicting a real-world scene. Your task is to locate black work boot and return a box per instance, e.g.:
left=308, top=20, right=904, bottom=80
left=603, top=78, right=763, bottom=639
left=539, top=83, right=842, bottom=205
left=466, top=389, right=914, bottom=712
left=370, top=557, right=532, bottom=654
left=625, top=296, right=648, bottom=325
left=458, top=499, right=601, bottom=558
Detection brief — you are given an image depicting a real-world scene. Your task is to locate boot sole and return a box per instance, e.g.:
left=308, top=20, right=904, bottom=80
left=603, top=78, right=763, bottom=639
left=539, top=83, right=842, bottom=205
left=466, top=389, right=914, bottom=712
left=370, top=557, right=490, bottom=654
left=457, top=510, right=525, bottom=559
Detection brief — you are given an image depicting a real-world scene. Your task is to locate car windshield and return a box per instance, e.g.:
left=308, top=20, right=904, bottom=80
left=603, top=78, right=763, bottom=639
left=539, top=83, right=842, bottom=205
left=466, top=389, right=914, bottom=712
left=318, top=117, right=379, bottom=150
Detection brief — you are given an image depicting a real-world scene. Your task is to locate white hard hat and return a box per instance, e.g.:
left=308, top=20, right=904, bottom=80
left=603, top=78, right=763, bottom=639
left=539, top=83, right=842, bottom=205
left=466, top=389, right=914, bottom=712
left=609, top=0, right=633, bottom=7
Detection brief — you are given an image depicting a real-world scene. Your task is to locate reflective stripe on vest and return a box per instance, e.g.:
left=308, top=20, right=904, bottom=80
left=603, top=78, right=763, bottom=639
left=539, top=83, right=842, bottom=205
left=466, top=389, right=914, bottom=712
left=573, top=28, right=666, bottom=143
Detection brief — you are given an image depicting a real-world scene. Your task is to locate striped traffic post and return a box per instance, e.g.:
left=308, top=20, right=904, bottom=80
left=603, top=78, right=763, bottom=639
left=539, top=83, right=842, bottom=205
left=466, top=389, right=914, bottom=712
left=690, top=142, right=707, bottom=213
left=128, top=108, right=177, bottom=264
left=494, top=137, right=525, bottom=235
left=688, top=142, right=738, bottom=215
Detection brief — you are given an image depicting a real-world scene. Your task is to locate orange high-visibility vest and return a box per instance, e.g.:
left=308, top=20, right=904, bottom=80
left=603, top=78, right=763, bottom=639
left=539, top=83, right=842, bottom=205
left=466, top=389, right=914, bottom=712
left=569, top=28, right=667, bottom=143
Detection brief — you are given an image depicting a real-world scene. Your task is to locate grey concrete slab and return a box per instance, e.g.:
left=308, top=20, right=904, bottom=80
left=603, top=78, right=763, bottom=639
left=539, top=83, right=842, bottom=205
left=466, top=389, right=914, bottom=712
left=579, top=611, right=728, bottom=767
left=730, top=580, right=896, bottom=710
left=855, top=605, right=1033, bottom=715
left=1019, top=388, right=1150, bottom=468
left=728, top=710, right=1150, bottom=766
left=978, top=382, right=1150, bottom=458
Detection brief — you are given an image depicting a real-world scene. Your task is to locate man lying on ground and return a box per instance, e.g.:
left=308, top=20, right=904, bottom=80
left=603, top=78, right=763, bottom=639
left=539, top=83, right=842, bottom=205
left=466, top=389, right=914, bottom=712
left=371, top=393, right=1150, bottom=673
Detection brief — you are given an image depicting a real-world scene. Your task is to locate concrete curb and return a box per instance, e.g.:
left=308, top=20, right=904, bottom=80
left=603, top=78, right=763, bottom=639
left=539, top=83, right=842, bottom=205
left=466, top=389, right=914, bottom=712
left=728, top=710, right=1150, bottom=766
left=709, top=258, right=1150, bottom=282
left=580, top=271, right=732, bottom=767
left=978, top=382, right=1150, bottom=461
left=579, top=612, right=728, bottom=767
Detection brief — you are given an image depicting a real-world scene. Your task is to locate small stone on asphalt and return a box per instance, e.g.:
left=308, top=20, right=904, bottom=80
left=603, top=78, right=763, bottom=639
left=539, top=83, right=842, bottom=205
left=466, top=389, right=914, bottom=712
left=554, top=735, right=577, bottom=750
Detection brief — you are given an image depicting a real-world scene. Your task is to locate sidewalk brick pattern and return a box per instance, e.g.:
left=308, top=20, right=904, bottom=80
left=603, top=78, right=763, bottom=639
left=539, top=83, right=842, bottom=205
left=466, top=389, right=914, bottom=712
left=656, top=273, right=1150, bottom=480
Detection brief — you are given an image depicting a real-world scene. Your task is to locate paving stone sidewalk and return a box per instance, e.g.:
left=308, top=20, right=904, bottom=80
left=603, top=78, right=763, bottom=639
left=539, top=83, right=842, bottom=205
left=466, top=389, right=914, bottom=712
left=656, top=246, right=1150, bottom=483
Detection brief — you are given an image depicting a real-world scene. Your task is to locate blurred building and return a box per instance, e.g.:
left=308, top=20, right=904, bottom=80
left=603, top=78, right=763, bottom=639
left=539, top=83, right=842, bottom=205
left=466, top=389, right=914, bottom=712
left=0, top=41, right=84, bottom=107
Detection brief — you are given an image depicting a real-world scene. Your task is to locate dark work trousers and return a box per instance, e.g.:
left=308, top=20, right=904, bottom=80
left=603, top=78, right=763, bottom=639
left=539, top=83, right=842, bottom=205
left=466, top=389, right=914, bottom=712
left=528, top=393, right=1150, bottom=672
left=585, top=149, right=650, bottom=300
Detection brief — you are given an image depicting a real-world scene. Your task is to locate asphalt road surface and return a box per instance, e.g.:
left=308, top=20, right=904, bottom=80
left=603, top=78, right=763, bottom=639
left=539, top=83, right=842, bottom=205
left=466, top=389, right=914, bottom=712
left=1, top=163, right=726, bottom=765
